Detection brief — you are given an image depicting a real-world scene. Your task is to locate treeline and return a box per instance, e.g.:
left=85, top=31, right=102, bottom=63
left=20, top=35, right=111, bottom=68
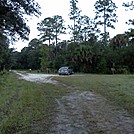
left=0, top=0, right=134, bottom=74
left=11, top=33, right=134, bottom=74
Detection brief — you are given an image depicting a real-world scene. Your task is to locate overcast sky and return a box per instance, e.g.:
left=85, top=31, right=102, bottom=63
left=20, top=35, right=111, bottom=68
left=13, top=0, right=134, bottom=51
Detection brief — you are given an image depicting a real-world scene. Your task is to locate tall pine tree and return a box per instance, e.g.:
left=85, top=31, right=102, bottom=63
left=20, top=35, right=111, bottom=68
left=69, top=0, right=81, bottom=42
left=94, top=0, right=117, bottom=44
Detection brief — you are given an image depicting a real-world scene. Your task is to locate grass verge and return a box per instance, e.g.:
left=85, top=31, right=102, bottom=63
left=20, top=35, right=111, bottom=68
left=0, top=73, right=68, bottom=134
left=54, top=74, right=134, bottom=116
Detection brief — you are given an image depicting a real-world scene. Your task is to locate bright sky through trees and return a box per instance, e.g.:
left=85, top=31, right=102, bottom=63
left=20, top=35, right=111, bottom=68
left=13, top=0, right=134, bottom=51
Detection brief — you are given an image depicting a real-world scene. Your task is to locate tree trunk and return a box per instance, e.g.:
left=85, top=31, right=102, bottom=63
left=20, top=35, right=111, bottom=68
left=104, top=5, right=107, bottom=45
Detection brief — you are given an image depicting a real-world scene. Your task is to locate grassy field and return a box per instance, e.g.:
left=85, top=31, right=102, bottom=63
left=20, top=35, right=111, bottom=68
left=0, top=73, right=134, bottom=133
left=55, top=74, right=134, bottom=115
left=0, top=73, right=69, bottom=134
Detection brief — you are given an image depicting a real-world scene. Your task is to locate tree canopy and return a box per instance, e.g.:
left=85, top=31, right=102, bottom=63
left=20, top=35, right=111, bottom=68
left=0, top=0, right=41, bottom=71
left=69, top=0, right=81, bottom=42
left=37, top=15, right=66, bottom=45
left=94, top=0, right=117, bottom=44
left=1, top=0, right=134, bottom=74
left=0, top=0, right=41, bottom=41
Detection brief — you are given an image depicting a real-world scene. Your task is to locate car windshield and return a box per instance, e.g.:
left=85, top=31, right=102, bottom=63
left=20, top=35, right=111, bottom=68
left=59, top=67, right=68, bottom=70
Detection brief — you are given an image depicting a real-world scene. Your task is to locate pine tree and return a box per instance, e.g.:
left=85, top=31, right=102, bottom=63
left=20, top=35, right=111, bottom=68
left=94, top=0, right=117, bottom=44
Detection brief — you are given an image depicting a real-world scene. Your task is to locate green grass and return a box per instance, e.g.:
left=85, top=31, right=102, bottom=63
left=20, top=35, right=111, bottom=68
left=0, top=73, right=68, bottom=134
left=0, top=73, right=134, bottom=133
left=54, top=74, right=134, bottom=115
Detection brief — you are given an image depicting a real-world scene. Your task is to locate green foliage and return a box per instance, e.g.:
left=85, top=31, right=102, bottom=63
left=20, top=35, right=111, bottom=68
left=94, top=0, right=117, bottom=30
left=69, top=0, right=80, bottom=21
left=11, top=37, right=134, bottom=74
left=69, top=0, right=81, bottom=42
left=125, top=29, right=134, bottom=45
left=11, top=38, right=41, bottom=70
left=0, top=0, right=41, bottom=41
left=94, top=0, right=117, bottom=44
left=37, top=17, right=55, bottom=45
left=110, top=34, right=129, bottom=49
left=0, top=34, right=12, bottom=71
left=120, top=46, right=134, bottom=73
left=37, top=15, right=66, bottom=45
left=0, top=0, right=41, bottom=72
left=40, top=44, right=49, bottom=72
left=9, top=0, right=134, bottom=74
left=53, top=15, right=66, bottom=44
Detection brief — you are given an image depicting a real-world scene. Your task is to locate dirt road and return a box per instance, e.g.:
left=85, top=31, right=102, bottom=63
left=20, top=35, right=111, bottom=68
left=16, top=72, right=134, bottom=134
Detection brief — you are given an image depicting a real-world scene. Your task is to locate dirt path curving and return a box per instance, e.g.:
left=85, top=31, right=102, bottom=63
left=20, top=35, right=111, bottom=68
left=15, top=71, right=59, bottom=84
left=50, top=90, right=134, bottom=134
left=15, top=71, right=134, bottom=133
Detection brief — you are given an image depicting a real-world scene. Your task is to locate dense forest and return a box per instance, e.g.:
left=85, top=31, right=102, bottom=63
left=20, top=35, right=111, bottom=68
left=0, top=0, right=134, bottom=74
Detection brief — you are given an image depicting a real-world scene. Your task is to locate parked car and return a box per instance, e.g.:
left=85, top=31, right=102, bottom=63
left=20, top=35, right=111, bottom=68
left=58, top=66, right=74, bottom=75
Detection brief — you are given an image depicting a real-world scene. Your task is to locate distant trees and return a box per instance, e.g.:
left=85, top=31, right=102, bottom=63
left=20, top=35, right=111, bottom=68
left=53, top=15, right=66, bottom=45
left=123, top=1, right=134, bottom=45
left=110, top=34, right=129, bottom=49
left=37, top=17, right=55, bottom=45
left=94, top=0, right=117, bottom=44
left=2, top=0, right=134, bottom=74
left=11, top=39, right=41, bottom=70
left=69, top=0, right=81, bottom=42
left=11, top=37, right=134, bottom=74
left=40, top=44, right=49, bottom=72
left=78, top=15, right=99, bottom=42
left=126, top=29, right=134, bottom=45
left=26, top=39, right=41, bottom=70
left=37, top=15, right=66, bottom=45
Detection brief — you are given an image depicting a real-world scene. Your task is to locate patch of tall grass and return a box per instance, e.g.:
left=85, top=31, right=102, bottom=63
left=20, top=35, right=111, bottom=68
left=0, top=73, right=68, bottom=133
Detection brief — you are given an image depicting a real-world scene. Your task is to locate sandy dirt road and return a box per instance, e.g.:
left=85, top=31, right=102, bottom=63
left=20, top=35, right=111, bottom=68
left=16, top=71, right=134, bottom=134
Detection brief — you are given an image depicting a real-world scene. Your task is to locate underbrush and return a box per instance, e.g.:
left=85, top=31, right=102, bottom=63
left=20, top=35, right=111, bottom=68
left=0, top=73, right=68, bottom=133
